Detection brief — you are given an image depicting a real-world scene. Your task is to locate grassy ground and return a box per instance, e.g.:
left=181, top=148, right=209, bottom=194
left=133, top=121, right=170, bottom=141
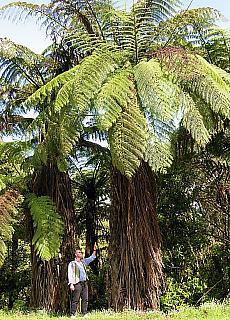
left=0, top=302, right=229, bottom=320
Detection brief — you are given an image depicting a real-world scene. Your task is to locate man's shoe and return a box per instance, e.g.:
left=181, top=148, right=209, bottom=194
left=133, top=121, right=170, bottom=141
left=83, top=314, right=89, bottom=318
left=70, top=315, right=75, bottom=319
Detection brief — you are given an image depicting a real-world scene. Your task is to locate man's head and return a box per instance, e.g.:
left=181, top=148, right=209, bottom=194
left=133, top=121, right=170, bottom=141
left=75, top=248, right=83, bottom=260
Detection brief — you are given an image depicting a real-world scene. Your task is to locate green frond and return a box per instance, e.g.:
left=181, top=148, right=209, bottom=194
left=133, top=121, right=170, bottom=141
left=182, top=94, right=211, bottom=147
left=0, top=175, right=6, bottom=192
left=50, top=114, right=81, bottom=171
left=95, top=66, right=134, bottom=130
left=0, top=38, right=44, bottom=87
left=134, top=0, right=179, bottom=22
left=68, top=32, right=105, bottom=55
left=157, top=49, right=230, bottom=123
left=27, top=193, right=64, bottom=261
left=0, top=190, right=19, bottom=267
left=54, top=78, right=75, bottom=111
left=24, top=66, right=79, bottom=107
left=145, top=130, right=173, bottom=172
left=135, top=58, right=182, bottom=121
left=32, top=142, right=48, bottom=167
left=55, top=47, right=123, bottom=113
left=109, top=96, right=148, bottom=178
left=0, top=2, right=48, bottom=25
left=157, top=7, right=224, bottom=47
left=212, top=64, right=230, bottom=86
left=190, top=55, right=230, bottom=119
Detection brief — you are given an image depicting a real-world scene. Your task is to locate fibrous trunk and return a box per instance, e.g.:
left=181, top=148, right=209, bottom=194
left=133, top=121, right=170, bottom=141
left=109, top=161, right=163, bottom=310
left=29, top=161, right=76, bottom=312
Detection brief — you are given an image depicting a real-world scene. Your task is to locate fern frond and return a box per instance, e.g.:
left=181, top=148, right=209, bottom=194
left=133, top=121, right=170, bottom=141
left=0, top=1, right=64, bottom=32
left=156, top=7, right=224, bottom=48
left=109, top=94, right=148, bottom=178
left=55, top=46, right=123, bottom=113
left=95, top=66, right=134, bottom=130
left=0, top=177, right=6, bottom=192
left=0, top=38, right=45, bottom=87
left=182, top=94, right=211, bottom=146
left=212, top=64, right=230, bottom=86
left=145, top=129, right=173, bottom=172
left=27, top=193, right=64, bottom=261
left=24, top=65, right=79, bottom=107
left=189, top=55, right=230, bottom=119
left=157, top=48, right=230, bottom=121
left=135, top=58, right=182, bottom=121
left=0, top=2, right=42, bottom=22
left=0, top=190, right=19, bottom=267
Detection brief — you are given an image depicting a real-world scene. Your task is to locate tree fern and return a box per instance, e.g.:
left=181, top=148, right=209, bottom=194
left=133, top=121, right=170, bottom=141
left=156, top=7, right=223, bottom=48
left=27, top=193, right=64, bottom=260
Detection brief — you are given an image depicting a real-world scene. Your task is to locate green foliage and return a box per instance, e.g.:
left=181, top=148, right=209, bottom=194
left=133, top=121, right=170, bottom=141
left=0, top=38, right=45, bottom=88
left=0, top=302, right=230, bottom=319
left=135, top=59, right=181, bottom=122
left=157, top=7, right=224, bottom=48
left=158, top=129, right=230, bottom=309
left=182, top=95, right=210, bottom=146
left=161, top=276, right=207, bottom=311
left=0, top=238, right=31, bottom=311
left=25, top=66, right=79, bottom=107
left=0, top=191, right=19, bottom=267
left=27, top=193, right=64, bottom=260
left=145, top=131, right=174, bottom=172
left=55, top=46, right=123, bottom=112
left=109, top=95, right=148, bottom=178
left=95, top=66, right=133, bottom=130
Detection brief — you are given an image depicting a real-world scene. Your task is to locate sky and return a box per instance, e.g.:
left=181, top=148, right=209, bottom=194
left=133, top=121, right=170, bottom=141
left=0, top=0, right=230, bottom=53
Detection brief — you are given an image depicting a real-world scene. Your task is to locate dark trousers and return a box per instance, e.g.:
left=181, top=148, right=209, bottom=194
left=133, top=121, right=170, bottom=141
left=70, top=281, right=88, bottom=316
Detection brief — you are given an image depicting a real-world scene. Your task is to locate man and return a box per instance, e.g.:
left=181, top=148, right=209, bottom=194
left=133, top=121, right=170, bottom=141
left=68, top=243, right=97, bottom=318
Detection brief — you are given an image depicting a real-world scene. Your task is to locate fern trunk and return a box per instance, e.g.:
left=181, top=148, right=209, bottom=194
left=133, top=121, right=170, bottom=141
left=109, top=161, right=163, bottom=310
left=29, top=162, right=76, bottom=312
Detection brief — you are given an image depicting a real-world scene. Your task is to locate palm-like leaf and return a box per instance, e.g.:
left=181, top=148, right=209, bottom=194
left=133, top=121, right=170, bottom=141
left=27, top=193, right=64, bottom=260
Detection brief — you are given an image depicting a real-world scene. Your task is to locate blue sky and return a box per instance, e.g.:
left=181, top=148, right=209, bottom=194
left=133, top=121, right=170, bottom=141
left=0, top=0, right=230, bottom=53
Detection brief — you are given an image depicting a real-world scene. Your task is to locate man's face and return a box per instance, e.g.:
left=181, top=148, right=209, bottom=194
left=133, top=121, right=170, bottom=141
left=75, top=249, right=83, bottom=259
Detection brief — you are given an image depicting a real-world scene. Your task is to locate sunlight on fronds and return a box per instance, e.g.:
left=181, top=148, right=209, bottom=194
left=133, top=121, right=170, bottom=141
left=213, top=64, right=230, bottom=86
left=109, top=96, right=148, bottom=178
left=145, top=130, right=173, bottom=172
left=192, top=56, right=230, bottom=119
left=95, top=66, right=134, bottom=130
left=157, top=7, right=224, bottom=48
left=27, top=193, right=64, bottom=261
left=0, top=38, right=45, bottom=87
left=182, top=94, right=210, bottom=146
left=0, top=177, right=6, bottom=192
left=54, top=46, right=124, bottom=114
left=135, top=58, right=182, bottom=122
left=25, top=66, right=79, bottom=107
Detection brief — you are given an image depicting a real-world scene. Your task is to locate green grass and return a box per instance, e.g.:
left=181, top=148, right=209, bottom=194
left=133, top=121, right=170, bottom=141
left=0, top=302, right=229, bottom=320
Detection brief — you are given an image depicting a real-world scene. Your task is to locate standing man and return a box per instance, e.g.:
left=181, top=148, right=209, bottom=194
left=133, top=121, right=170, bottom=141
left=68, top=243, right=97, bottom=318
